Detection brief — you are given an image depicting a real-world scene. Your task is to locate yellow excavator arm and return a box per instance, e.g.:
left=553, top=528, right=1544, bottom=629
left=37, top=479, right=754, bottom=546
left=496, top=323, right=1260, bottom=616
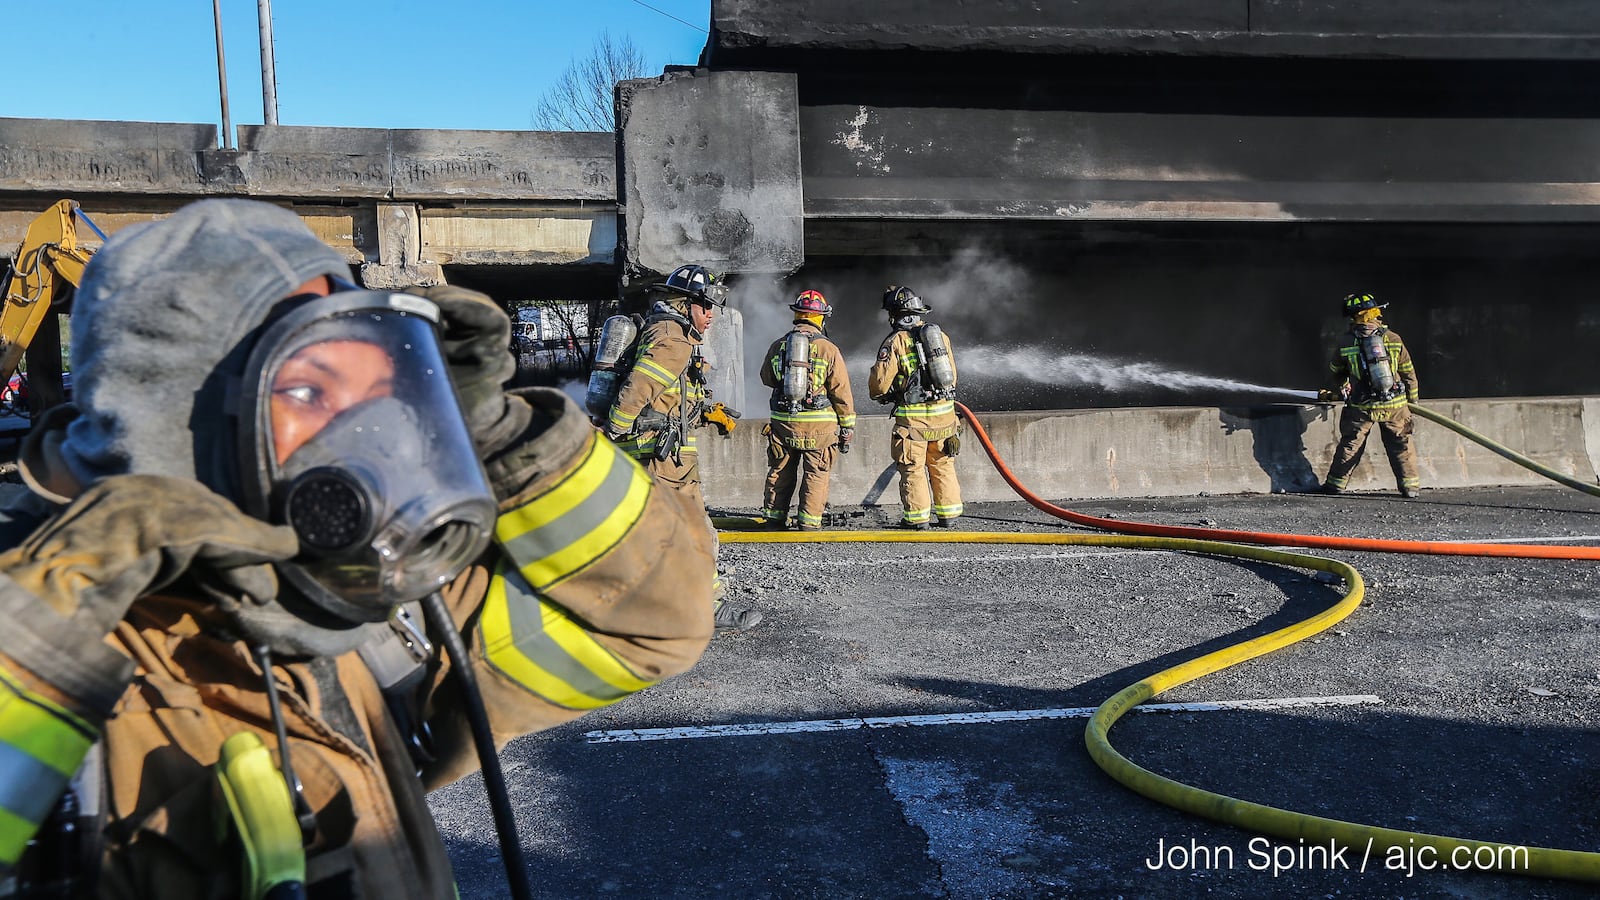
left=1, top=200, right=99, bottom=417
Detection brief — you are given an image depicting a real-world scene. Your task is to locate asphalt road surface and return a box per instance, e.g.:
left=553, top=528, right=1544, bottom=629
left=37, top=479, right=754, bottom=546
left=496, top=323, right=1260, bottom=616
left=431, top=484, right=1600, bottom=899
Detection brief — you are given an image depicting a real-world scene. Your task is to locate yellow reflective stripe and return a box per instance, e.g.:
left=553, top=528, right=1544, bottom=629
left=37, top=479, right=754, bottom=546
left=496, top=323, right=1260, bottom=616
left=0, top=668, right=97, bottom=866
left=0, top=670, right=93, bottom=777
left=771, top=409, right=841, bottom=423
left=496, top=432, right=653, bottom=590
left=480, top=567, right=654, bottom=710
left=0, top=804, right=36, bottom=866
left=895, top=401, right=956, bottom=418
left=1355, top=396, right=1409, bottom=410
left=634, top=357, right=677, bottom=387
left=836, top=414, right=856, bottom=428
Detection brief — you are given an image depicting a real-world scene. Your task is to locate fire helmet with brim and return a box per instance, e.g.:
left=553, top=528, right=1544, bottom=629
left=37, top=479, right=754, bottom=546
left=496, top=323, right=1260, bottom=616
left=883, top=285, right=930, bottom=315
left=663, top=264, right=728, bottom=308
left=790, top=289, right=831, bottom=317
left=1343, top=292, right=1387, bottom=316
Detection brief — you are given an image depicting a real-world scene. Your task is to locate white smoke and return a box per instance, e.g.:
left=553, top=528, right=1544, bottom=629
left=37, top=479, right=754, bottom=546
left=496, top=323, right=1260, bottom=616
left=726, top=275, right=800, bottom=413
left=961, top=345, right=1317, bottom=399
left=722, top=240, right=1315, bottom=413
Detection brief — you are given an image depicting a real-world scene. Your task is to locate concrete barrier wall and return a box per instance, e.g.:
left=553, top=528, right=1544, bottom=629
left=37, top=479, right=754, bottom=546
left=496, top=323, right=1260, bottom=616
left=698, top=396, right=1600, bottom=508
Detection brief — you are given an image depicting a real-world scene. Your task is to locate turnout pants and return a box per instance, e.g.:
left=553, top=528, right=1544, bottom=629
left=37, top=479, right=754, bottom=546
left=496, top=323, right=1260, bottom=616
left=891, top=425, right=963, bottom=525
left=638, top=451, right=723, bottom=598
left=1325, top=404, right=1420, bottom=492
left=762, top=432, right=838, bottom=528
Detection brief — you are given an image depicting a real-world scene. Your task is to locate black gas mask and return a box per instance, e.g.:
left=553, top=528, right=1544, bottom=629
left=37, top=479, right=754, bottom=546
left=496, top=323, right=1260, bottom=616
left=238, top=289, right=497, bottom=625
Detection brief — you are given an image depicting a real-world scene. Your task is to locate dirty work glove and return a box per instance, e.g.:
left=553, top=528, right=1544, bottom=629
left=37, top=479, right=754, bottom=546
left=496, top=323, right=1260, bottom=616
left=404, top=285, right=532, bottom=457
left=942, top=434, right=961, bottom=457
left=1316, top=389, right=1340, bottom=402
left=1, top=475, right=299, bottom=635
left=838, top=427, right=854, bottom=453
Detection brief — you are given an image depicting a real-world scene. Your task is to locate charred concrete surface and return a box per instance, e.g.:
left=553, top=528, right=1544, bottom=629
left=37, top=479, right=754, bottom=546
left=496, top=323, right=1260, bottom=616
left=707, top=0, right=1600, bottom=61
left=617, top=70, right=803, bottom=281
left=652, top=1, right=1600, bottom=409
left=432, top=484, right=1600, bottom=899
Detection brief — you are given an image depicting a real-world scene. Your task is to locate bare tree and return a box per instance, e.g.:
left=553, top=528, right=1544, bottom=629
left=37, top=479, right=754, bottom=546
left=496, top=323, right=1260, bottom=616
left=532, top=32, right=649, bottom=132
left=508, top=299, right=604, bottom=386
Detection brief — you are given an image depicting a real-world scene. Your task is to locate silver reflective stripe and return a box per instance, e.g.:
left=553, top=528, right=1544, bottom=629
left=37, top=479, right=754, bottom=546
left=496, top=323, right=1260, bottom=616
left=501, top=446, right=640, bottom=574
left=500, top=570, right=632, bottom=703
left=0, top=739, right=69, bottom=826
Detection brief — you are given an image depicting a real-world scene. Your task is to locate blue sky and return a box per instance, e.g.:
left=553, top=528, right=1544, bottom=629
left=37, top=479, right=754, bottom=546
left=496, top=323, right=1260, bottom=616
left=2, top=0, right=710, bottom=132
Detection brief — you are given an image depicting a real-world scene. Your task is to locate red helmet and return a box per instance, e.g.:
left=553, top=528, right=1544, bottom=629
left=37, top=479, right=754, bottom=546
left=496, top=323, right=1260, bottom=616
left=789, top=289, right=832, bottom=317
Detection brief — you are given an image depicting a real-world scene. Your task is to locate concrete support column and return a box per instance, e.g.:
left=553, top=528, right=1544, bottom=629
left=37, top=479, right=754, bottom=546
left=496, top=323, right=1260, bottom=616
left=617, top=69, right=804, bottom=283
left=360, top=201, right=444, bottom=288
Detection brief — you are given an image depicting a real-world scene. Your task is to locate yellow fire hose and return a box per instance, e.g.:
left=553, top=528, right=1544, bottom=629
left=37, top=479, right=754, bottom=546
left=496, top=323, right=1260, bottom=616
left=718, top=530, right=1600, bottom=882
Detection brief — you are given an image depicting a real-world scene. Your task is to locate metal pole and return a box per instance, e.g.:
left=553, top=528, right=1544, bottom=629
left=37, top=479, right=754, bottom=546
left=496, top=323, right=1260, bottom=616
left=213, top=0, right=233, bottom=149
left=258, top=0, right=279, bottom=125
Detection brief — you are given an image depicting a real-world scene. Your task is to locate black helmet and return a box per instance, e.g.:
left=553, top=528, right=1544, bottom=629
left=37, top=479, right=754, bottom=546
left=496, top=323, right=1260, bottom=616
left=1343, top=292, right=1387, bottom=316
left=882, top=285, right=930, bottom=315
left=663, top=264, right=728, bottom=308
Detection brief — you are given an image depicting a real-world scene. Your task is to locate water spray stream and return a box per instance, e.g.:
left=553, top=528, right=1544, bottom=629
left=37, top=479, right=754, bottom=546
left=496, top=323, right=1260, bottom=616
left=962, top=345, right=1319, bottom=401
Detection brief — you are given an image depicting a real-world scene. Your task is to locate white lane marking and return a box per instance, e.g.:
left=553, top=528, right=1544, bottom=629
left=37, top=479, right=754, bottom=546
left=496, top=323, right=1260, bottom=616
left=583, top=694, right=1383, bottom=743
left=804, top=548, right=1154, bottom=567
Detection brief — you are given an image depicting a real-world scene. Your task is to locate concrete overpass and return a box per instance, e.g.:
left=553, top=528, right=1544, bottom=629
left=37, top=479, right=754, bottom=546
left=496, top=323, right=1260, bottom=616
left=0, top=118, right=618, bottom=299
left=8, top=0, right=1600, bottom=411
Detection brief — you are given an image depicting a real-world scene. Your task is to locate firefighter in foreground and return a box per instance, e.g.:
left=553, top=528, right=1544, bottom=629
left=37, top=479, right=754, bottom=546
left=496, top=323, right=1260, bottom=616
left=0, top=199, right=713, bottom=897
left=599, top=265, right=762, bottom=631
left=1317, top=291, right=1422, bottom=497
left=758, top=290, right=857, bottom=530
left=868, top=285, right=963, bottom=529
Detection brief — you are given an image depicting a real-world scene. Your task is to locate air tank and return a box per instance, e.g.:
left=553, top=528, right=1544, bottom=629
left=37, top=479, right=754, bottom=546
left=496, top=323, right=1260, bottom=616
left=918, top=323, right=957, bottom=396
left=585, top=315, right=639, bottom=418
left=780, top=330, right=812, bottom=410
left=1358, top=330, right=1396, bottom=397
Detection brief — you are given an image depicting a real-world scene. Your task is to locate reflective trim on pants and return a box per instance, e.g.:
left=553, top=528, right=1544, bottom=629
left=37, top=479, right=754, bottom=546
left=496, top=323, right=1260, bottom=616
left=890, top=426, right=961, bottom=527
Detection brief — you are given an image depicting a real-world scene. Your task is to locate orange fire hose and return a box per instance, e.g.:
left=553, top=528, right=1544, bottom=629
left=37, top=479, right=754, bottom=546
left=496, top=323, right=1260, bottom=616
left=955, top=402, right=1600, bottom=561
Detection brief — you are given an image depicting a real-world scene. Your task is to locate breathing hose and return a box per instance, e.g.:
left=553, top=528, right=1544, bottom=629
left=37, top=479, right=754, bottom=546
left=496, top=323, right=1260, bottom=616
left=1408, top=401, right=1600, bottom=498
left=421, top=591, right=533, bottom=900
